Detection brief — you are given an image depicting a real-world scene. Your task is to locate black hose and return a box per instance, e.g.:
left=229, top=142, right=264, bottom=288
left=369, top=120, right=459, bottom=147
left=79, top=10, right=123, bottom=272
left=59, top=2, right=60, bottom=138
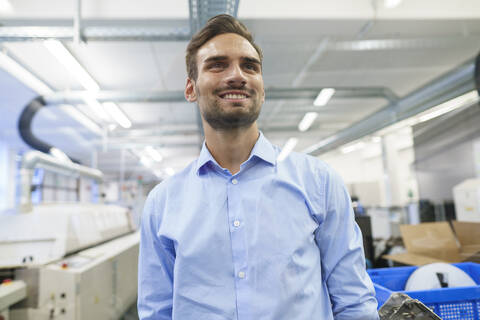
left=18, top=96, right=80, bottom=164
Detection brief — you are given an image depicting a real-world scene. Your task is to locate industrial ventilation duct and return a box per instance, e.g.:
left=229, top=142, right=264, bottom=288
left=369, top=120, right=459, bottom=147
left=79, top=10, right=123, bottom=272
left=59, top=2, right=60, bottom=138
left=475, top=51, right=480, bottom=96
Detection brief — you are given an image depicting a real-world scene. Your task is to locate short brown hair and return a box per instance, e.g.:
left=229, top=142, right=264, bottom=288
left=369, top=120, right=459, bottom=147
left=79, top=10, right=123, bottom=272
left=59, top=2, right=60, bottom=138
left=185, top=14, right=263, bottom=80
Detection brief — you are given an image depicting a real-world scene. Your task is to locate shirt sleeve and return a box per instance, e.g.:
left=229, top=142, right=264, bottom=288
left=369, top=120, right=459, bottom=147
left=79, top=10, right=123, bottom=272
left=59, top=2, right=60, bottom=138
left=315, top=168, right=379, bottom=320
left=137, top=186, right=176, bottom=320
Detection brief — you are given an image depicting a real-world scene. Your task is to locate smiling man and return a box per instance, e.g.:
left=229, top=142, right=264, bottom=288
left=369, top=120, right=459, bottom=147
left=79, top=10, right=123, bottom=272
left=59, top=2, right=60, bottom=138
left=138, top=14, right=379, bottom=320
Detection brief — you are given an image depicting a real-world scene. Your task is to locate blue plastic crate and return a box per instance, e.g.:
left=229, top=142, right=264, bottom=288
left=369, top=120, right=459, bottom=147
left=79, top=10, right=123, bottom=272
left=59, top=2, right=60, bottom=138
left=367, top=262, right=480, bottom=320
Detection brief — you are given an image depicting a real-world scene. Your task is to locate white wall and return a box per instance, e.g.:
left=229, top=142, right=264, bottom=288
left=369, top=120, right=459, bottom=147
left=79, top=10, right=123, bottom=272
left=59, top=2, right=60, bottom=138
left=320, top=129, right=419, bottom=207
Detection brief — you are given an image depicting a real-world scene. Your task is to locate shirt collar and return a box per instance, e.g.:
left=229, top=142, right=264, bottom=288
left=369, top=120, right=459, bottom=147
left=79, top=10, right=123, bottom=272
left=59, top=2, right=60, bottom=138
left=195, top=131, right=276, bottom=175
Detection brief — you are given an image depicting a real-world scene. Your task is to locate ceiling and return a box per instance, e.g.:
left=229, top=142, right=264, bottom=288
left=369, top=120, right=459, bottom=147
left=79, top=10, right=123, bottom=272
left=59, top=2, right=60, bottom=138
left=1, top=0, right=479, bottom=181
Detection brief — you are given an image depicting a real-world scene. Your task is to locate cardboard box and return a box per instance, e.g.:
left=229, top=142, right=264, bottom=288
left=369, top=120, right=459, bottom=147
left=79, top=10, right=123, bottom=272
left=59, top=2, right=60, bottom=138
left=383, top=221, right=480, bottom=266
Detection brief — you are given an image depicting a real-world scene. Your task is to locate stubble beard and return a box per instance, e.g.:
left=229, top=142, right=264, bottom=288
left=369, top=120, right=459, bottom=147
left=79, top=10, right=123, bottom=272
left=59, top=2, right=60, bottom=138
left=197, top=87, right=262, bottom=131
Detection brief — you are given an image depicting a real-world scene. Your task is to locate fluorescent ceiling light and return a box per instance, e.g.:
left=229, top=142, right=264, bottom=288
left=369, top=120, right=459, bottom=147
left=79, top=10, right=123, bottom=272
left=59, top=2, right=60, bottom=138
left=43, top=40, right=113, bottom=126
left=103, top=102, right=132, bottom=129
left=83, top=96, right=110, bottom=122
left=417, top=90, right=479, bottom=123
left=58, top=105, right=103, bottom=136
left=0, top=51, right=103, bottom=136
left=277, top=137, right=298, bottom=162
left=0, top=52, right=52, bottom=95
left=314, top=88, right=335, bottom=106
left=0, top=0, right=13, bottom=13
left=341, top=142, right=365, bottom=154
left=140, top=156, right=153, bottom=168
left=144, top=146, right=162, bottom=162
left=44, top=40, right=99, bottom=91
left=298, top=112, right=318, bottom=132
left=384, top=0, right=402, bottom=8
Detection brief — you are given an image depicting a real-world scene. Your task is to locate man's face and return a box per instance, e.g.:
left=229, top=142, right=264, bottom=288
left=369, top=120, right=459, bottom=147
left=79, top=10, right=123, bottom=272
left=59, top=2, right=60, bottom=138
left=185, top=33, right=265, bottom=130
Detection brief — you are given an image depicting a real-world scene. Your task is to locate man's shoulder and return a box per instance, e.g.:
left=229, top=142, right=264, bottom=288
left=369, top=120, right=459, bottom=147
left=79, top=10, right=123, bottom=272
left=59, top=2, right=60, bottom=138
left=281, top=150, right=332, bottom=175
left=147, top=160, right=197, bottom=200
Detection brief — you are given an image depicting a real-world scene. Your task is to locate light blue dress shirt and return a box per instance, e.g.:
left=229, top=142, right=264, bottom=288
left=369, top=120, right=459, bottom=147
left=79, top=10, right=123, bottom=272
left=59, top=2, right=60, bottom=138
left=138, top=132, right=379, bottom=320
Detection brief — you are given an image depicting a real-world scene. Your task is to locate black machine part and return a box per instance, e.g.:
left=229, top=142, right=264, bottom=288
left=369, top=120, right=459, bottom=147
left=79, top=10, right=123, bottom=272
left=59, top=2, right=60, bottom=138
left=18, top=97, right=52, bottom=154
left=379, top=293, right=442, bottom=320
left=18, top=96, right=80, bottom=164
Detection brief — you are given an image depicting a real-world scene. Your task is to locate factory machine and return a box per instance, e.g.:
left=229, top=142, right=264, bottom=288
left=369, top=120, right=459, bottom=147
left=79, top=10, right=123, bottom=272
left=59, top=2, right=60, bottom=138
left=0, top=151, right=139, bottom=320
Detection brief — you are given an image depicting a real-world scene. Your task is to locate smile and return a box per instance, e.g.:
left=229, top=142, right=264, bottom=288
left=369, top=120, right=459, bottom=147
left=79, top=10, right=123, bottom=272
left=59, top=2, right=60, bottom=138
left=219, top=91, right=250, bottom=100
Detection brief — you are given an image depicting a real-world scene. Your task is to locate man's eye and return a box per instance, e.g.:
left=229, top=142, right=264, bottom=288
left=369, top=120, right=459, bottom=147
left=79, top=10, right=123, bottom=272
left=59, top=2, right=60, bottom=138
left=209, top=62, right=225, bottom=69
left=244, top=63, right=257, bottom=70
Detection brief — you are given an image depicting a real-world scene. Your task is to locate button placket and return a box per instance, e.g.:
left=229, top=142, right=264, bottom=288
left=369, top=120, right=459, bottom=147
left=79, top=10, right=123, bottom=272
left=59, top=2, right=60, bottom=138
left=226, top=174, right=248, bottom=314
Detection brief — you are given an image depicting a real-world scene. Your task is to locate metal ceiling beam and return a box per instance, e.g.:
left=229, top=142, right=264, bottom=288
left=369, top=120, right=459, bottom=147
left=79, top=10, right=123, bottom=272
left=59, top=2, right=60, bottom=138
left=93, top=140, right=200, bottom=149
left=189, top=0, right=239, bottom=34
left=303, top=58, right=477, bottom=156
left=188, top=0, right=240, bottom=149
left=43, top=86, right=397, bottom=104
left=0, top=26, right=191, bottom=41
left=1, top=23, right=478, bottom=47
left=107, top=124, right=336, bottom=139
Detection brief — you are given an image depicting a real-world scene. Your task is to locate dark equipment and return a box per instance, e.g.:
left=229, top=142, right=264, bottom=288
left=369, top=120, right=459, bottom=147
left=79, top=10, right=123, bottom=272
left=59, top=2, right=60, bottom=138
left=355, top=215, right=375, bottom=265
left=379, top=293, right=442, bottom=320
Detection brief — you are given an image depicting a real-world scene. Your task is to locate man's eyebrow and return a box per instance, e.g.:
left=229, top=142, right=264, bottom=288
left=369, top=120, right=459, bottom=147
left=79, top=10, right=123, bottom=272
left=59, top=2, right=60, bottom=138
left=242, top=57, right=261, bottom=65
left=203, top=56, right=228, bottom=64
left=203, top=55, right=261, bottom=66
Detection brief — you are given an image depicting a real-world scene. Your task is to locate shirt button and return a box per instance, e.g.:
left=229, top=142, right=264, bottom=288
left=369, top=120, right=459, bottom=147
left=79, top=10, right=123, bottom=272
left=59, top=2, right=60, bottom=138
left=231, top=179, right=238, bottom=185
left=233, top=220, right=240, bottom=227
left=238, top=271, right=245, bottom=279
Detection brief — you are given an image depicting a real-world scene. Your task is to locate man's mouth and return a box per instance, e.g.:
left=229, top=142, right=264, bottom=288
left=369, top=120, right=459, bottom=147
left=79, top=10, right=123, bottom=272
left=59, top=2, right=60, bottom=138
left=218, top=91, right=250, bottom=100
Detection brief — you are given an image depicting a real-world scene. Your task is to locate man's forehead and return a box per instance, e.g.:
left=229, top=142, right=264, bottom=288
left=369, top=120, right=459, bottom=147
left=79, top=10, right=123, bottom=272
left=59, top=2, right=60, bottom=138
left=197, top=33, right=260, bottom=63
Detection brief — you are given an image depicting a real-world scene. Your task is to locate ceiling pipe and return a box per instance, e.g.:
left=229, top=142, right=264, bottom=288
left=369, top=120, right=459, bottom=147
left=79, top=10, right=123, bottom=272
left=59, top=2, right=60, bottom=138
left=188, top=0, right=240, bottom=148
left=303, top=58, right=476, bottom=155
left=42, top=86, right=397, bottom=104
left=73, top=0, right=82, bottom=44
left=475, top=51, right=480, bottom=95
left=0, top=26, right=191, bottom=42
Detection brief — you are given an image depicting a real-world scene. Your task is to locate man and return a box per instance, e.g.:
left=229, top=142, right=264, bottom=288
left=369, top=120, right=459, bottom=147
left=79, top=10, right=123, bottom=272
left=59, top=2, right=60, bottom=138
left=138, top=14, right=379, bottom=320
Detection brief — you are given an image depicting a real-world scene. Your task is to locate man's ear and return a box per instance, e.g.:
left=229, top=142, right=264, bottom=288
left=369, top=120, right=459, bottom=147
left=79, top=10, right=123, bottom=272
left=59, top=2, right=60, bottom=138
left=185, top=78, right=197, bottom=102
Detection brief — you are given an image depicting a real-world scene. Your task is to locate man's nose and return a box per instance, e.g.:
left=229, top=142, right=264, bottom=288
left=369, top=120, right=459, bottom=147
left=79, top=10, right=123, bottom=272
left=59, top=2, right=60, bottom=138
left=226, top=64, right=247, bottom=88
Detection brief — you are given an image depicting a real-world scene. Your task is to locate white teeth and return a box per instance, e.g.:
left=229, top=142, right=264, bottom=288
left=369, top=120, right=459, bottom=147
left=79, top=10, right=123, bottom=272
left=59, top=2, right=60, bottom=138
left=223, top=93, right=247, bottom=99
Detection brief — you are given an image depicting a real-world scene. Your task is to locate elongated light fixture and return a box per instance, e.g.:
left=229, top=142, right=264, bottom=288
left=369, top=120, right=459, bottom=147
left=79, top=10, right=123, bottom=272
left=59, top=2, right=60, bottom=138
left=0, top=51, right=102, bottom=135
left=341, top=141, right=365, bottom=154
left=0, top=52, right=52, bottom=95
left=43, top=40, right=122, bottom=126
left=0, top=0, right=13, bottom=13
left=277, top=137, right=298, bottom=162
left=418, top=90, right=479, bottom=123
left=43, top=40, right=99, bottom=91
left=298, top=112, right=319, bottom=132
left=83, top=95, right=110, bottom=122
left=384, top=0, right=402, bottom=8
left=58, top=105, right=103, bottom=136
left=103, top=102, right=131, bottom=128
left=144, top=146, right=162, bottom=162
left=314, top=88, right=335, bottom=106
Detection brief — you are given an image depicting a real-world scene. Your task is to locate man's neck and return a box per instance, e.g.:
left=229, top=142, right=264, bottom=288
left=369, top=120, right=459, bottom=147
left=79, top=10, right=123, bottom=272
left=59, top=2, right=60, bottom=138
left=203, top=123, right=259, bottom=175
